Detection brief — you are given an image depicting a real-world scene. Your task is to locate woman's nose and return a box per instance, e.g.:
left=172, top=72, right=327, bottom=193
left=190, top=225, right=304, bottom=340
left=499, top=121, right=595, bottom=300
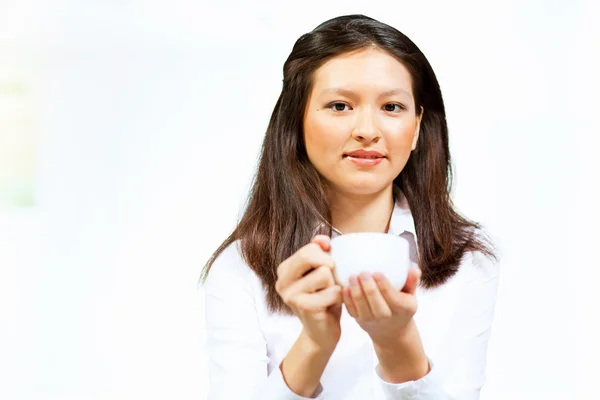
left=351, top=107, right=381, bottom=142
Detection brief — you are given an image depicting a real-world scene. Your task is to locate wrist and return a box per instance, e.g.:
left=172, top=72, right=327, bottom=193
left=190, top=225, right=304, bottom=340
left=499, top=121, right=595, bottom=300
left=373, top=320, right=429, bottom=383
left=280, top=331, right=334, bottom=397
left=299, top=329, right=338, bottom=356
left=373, top=319, right=419, bottom=352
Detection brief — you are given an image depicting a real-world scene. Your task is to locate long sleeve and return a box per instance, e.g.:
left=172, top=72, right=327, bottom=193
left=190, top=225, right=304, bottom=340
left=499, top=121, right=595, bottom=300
left=374, top=251, right=500, bottom=399
left=202, top=242, right=324, bottom=400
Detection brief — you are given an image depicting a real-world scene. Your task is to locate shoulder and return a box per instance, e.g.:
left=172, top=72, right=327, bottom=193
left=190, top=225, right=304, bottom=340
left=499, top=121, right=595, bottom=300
left=451, top=226, right=501, bottom=308
left=440, top=227, right=500, bottom=294
left=421, top=250, right=500, bottom=321
left=460, top=225, right=499, bottom=275
left=203, top=240, right=262, bottom=296
left=209, top=240, right=246, bottom=271
left=426, top=249, right=498, bottom=296
left=459, top=250, right=499, bottom=284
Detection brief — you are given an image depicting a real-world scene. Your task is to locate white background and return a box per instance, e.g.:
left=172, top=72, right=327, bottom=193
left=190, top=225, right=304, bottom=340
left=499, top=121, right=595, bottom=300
left=1, top=0, right=599, bottom=399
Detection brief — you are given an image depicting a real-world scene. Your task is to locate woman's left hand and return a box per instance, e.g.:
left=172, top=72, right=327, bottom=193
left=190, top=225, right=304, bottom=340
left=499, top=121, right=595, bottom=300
left=343, top=266, right=422, bottom=348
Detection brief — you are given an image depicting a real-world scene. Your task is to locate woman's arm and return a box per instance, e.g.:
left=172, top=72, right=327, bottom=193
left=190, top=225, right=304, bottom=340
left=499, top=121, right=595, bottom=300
left=280, top=330, right=334, bottom=397
left=373, top=319, right=430, bottom=384
left=203, top=242, right=335, bottom=400
left=374, top=251, right=500, bottom=399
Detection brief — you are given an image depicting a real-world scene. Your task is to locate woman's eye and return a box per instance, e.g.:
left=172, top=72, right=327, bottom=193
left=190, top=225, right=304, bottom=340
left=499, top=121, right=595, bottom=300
left=384, top=103, right=405, bottom=113
left=329, top=102, right=350, bottom=112
left=327, top=102, right=405, bottom=113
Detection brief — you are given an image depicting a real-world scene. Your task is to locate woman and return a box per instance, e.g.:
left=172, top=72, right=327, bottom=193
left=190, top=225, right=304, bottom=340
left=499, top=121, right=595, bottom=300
left=201, top=14, right=499, bottom=400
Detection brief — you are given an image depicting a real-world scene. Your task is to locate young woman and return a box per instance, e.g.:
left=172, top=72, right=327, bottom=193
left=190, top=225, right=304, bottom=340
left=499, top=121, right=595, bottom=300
left=201, top=14, right=499, bottom=400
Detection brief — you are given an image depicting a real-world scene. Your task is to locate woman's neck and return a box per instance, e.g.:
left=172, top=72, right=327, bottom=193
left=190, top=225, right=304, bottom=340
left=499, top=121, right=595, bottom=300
left=330, top=184, right=395, bottom=234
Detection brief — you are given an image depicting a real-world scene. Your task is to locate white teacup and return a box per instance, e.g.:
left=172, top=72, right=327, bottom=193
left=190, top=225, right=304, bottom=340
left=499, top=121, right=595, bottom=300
left=329, top=232, right=411, bottom=290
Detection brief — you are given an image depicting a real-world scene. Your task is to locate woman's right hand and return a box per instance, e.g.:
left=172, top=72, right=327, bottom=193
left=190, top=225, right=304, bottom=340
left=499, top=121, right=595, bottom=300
left=275, top=235, right=343, bottom=352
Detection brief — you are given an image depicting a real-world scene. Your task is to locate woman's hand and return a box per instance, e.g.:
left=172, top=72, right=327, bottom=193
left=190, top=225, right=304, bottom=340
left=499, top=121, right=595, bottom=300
left=342, top=266, right=422, bottom=348
left=275, top=235, right=343, bottom=352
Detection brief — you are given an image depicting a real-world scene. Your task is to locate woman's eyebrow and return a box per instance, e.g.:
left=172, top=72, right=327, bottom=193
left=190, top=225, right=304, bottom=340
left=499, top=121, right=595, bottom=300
left=320, top=87, right=413, bottom=100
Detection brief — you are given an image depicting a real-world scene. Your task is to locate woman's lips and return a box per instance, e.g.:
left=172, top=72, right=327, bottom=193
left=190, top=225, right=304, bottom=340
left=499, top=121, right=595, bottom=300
left=344, top=155, right=384, bottom=166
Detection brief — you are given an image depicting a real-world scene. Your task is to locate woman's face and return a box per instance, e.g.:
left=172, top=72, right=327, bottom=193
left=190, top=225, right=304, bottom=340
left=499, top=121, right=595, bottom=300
left=303, top=47, right=422, bottom=196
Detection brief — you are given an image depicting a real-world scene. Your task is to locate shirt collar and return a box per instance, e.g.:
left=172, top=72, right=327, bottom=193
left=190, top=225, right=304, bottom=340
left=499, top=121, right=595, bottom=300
left=322, top=185, right=416, bottom=238
left=388, top=184, right=417, bottom=237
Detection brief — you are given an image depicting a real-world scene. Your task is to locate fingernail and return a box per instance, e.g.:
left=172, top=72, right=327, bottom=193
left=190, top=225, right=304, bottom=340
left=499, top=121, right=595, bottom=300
left=360, top=272, right=372, bottom=281
left=349, top=276, right=358, bottom=286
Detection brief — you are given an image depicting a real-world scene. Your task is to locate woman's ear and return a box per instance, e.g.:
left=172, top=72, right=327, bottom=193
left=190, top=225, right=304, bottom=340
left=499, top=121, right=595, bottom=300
left=411, top=106, right=424, bottom=150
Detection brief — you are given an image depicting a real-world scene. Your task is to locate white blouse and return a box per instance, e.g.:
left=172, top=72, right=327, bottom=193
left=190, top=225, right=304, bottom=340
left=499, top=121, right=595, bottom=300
left=202, top=190, right=499, bottom=399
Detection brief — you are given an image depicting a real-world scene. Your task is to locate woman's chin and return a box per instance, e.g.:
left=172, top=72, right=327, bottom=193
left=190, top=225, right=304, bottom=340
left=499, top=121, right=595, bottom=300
left=331, top=180, right=392, bottom=197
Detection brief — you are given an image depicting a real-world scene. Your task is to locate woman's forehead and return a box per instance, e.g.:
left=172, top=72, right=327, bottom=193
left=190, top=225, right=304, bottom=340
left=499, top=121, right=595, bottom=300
left=311, top=49, right=414, bottom=99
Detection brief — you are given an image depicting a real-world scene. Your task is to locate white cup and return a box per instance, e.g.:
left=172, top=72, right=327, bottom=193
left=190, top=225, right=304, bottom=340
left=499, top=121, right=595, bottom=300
left=329, top=232, right=411, bottom=290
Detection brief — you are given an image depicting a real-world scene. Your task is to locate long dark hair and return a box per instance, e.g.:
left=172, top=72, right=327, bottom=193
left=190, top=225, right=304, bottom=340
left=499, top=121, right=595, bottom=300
left=200, top=14, right=496, bottom=314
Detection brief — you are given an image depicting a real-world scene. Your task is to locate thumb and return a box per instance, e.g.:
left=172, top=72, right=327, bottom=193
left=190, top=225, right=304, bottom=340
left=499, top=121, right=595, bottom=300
left=402, top=266, right=422, bottom=294
left=328, top=302, right=343, bottom=320
left=311, top=234, right=331, bottom=252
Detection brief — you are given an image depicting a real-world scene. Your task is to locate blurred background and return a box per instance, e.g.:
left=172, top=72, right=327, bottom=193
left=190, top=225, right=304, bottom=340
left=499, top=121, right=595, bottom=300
left=1, top=0, right=598, bottom=399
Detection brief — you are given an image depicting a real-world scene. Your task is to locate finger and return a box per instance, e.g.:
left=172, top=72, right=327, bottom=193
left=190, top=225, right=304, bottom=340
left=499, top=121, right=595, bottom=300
left=288, top=266, right=335, bottom=294
left=278, top=243, right=334, bottom=288
left=342, top=287, right=357, bottom=318
left=373, top=272, right=417, bottom=314
left=296, top=285, right=342, bottom=312
left=328, top=302, right=343, bottom=321
left=402, top=267, right=422, bottom=294
left=372, top=272, right=403, bottom=309
left=359, top=272, right=392, bottom=318
left=349, top=275, right=373, bottom=319
left=311, top=235, right=331, bottom=252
